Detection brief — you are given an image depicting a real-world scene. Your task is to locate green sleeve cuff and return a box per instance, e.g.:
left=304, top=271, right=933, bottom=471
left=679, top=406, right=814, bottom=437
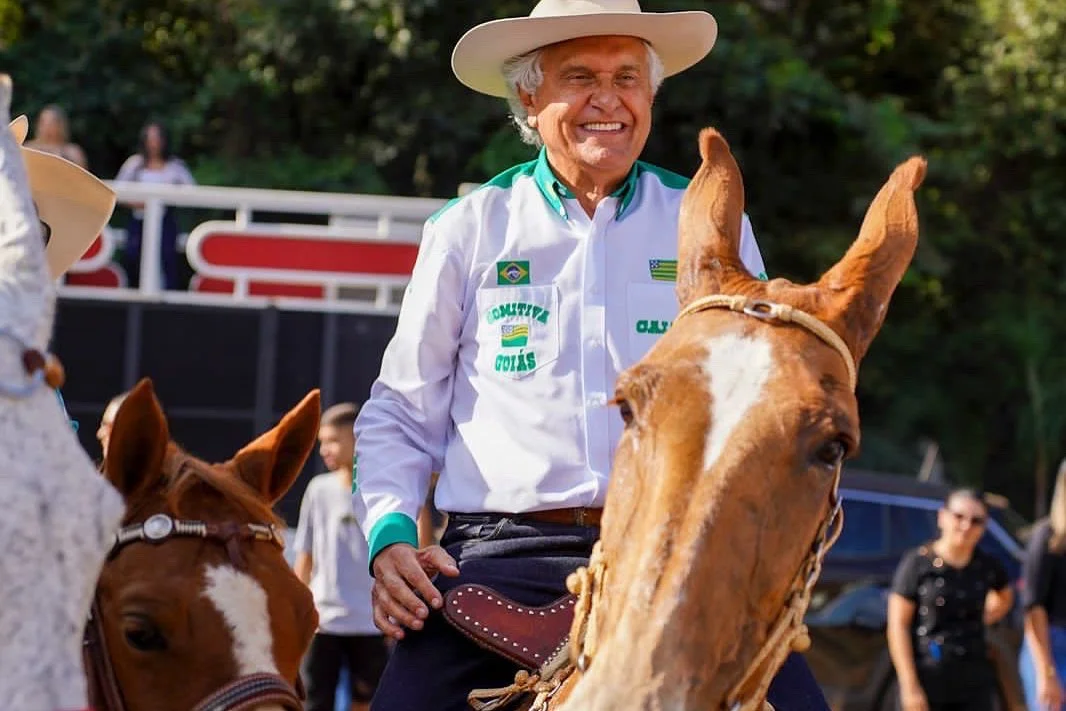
left=757, top=271, right=769, bottom=281
left=367, top=512, right=419, bottom=576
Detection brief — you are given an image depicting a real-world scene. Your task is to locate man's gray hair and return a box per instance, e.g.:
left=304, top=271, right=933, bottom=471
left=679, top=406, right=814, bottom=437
left=501, top=41, right=666, bottom=147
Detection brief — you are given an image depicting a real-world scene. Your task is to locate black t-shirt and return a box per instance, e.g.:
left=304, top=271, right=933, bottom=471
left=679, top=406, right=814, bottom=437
left=891, top=544, right=1009, bottom=666
left=1022, top=520, right=1066, bottom=626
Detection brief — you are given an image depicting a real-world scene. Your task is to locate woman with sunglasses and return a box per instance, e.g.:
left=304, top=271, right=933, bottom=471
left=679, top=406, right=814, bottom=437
left=887, top=488, right=1015, bottom=711
left=1019, top=461, right=1066, bottom=711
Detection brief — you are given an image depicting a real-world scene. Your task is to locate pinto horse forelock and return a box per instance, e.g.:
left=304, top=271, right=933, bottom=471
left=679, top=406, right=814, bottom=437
left=90, top=378, right=322, bottom=711
left=535, top=128, right=926, bottom=711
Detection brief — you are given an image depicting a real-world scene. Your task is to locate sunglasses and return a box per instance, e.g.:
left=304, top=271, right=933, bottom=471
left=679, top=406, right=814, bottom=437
left=947, top=510, right=986, bottom=526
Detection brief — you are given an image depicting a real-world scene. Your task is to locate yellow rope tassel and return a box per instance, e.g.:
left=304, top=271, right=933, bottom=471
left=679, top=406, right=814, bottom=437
left=566, top=540, right=606, bottom=670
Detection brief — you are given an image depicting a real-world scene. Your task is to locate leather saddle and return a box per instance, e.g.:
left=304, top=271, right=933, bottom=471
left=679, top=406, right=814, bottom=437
left=442, top=584, right=576, bottom=670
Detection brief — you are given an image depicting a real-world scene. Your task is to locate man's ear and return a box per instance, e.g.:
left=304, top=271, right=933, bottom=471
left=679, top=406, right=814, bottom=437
left=517, top=86, right=536, bottom=116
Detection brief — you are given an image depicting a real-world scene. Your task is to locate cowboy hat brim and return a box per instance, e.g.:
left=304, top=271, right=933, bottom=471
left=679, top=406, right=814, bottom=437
left=11, top=113, right=28, bottom=143
left=9, top=115, right=116, bottom=278
left=451, top=10, right=718, bottom=98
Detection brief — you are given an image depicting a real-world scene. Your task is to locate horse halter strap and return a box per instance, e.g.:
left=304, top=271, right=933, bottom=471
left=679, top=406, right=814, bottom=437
left=84, top=513, right=305, bottom=711
left=674, top=294, right=858, bottom=391
left=676, top=292, right=850, bottom=711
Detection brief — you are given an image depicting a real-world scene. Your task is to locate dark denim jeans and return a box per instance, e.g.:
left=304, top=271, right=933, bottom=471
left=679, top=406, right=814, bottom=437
left=369, top=515, right=829, bottom=711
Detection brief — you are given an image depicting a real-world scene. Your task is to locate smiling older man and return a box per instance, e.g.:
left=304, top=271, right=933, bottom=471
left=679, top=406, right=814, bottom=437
left=353, top=2, right=829, bottom=709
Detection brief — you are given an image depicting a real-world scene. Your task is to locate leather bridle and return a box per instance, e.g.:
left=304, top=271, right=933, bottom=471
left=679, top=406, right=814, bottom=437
left=676, top=294, right=850, bottom=711
left=83, top=513, right=306, bottom=711
left=563, top=294, right=852, bottom=711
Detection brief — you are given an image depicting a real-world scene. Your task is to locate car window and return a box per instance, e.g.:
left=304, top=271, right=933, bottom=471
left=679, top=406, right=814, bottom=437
left=808, top=583, right=888, bottom=625
left=887, top=504, right=938, bottom=554
left=830, top=499, right=887, bottom=558
left=988, top=506, right=1029, bottom=544
left=978, top=528, right=1022, bottom=581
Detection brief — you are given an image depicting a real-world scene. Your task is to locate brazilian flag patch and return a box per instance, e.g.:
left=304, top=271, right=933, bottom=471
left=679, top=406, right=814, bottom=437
left=497, top=260, right=530, bottom=285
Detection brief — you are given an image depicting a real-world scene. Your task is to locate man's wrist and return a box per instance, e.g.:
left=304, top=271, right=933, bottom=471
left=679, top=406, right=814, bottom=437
left=367, top=512, right=419, bottom=575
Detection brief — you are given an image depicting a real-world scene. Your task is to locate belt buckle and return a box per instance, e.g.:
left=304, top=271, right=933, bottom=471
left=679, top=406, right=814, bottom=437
left=574, top=508, right=588, bottom=526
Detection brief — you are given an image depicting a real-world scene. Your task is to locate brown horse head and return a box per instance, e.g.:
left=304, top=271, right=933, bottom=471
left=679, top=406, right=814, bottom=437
left=557, top=129, right=925, bottom=710
left=94, top=378, right=321, bottom=711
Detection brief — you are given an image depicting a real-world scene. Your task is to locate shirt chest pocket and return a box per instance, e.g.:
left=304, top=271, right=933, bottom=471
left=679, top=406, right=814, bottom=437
left=474, top=284, right=560, bottom=380
left=626, top=283, right=679, bottom=364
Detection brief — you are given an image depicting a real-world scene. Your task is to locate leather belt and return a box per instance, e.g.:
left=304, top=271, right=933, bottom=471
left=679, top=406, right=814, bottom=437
left=449, top=507, right=602, bottom=528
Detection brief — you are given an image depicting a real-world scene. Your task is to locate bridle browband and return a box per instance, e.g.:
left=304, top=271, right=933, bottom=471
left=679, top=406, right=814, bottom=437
left=676, top=294, right=858, bottom=391
left=564, top=293, right=851, bottom=711
left=84, top=513, right=306, bottom=711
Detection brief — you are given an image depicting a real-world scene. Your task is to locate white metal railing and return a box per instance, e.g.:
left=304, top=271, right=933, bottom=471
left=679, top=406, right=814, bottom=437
left=58, top=181, right=449, bottom=314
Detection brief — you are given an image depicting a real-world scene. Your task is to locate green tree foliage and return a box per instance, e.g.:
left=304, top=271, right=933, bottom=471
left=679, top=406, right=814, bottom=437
left=2, top=0, right=1064, bottom=515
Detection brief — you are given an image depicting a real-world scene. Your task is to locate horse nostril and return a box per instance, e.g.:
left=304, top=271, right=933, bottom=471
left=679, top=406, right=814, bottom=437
left=39, top=219, right=52, bottom=246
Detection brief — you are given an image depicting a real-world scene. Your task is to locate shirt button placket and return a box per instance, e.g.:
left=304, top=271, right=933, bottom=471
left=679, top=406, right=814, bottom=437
left=582, top=214, right=610, bottom=493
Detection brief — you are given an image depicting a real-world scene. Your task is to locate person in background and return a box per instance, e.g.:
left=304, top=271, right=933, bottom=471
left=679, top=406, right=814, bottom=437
left=95, top=391, right=128, bottom=459
left=114, top=121, right=196, bottom=290
left=0, top=71, right=125, bottom=711
left=26, top=104, right=88, bottom=169
left=294, top=403, right=388, bottom=711
left=7, top=112, right=115, bottom=434
left=1019, top=460, right=1066, bottom=711
left=887, top=488, right=1015, bottom=711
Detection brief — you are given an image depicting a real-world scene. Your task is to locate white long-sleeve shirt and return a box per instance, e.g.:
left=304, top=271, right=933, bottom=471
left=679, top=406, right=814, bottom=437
left=354, top=147, right=766, bottom=563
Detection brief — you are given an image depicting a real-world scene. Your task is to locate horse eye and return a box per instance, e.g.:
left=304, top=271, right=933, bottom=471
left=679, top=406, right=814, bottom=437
left=814, top=439, right=848, bottom=467
left=39, top=219, right=52, bottom=246
left=123, top=616, right=168, bottom=652
left=616, top=399, right=634, bottom=426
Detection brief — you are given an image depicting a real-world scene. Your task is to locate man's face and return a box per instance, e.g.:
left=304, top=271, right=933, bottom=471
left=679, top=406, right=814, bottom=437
left=317, top=423, right=355, bottom=474
left=522, top=36, right=655, bottom=180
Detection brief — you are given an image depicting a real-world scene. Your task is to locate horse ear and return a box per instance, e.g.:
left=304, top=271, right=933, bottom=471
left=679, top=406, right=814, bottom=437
left=815, top=156, right=927, bottom=362
left=676, top=128, right=756, bottom=307
left=104, top=378, right=169, bottom=502
left=230, top=389, right=321, bottom=504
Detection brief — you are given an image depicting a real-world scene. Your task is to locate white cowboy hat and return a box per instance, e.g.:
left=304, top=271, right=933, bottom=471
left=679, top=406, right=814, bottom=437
left=451, top=0, right=718, bottom=98
left=8, top=114, right=116, bottom=277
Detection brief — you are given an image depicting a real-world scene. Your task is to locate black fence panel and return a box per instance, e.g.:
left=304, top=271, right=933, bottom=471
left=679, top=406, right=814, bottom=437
left=53, top=296, right=398, bottom=527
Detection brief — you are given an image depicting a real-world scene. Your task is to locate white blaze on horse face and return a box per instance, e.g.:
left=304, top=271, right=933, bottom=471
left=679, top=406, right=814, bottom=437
left=203, top=564, right=279, bottom=675
left=702, top=332, right=774, bottom=472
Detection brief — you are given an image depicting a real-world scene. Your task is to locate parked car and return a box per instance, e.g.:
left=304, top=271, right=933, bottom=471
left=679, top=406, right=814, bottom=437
left=804, top=469, right=1029, bottom=711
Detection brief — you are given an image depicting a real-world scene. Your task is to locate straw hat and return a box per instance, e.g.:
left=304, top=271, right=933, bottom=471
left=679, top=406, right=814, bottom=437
left=8, top=114, right=116, bottom=277
left=451, top=0, right=717, bottom=98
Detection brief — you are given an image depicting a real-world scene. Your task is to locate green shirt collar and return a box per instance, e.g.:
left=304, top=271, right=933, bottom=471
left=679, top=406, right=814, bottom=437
left=531, top=147, right=641, bottom=221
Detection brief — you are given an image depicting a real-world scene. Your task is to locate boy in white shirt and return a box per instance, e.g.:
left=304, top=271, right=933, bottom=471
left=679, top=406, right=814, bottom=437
left=294, top=403, right=387, bottom=711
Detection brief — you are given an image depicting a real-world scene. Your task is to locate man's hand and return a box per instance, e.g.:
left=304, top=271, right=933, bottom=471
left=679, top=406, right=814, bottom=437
left=371, top=543, right=459, bottom=640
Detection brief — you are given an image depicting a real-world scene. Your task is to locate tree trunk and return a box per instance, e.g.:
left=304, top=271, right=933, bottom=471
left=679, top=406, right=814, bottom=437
left=1027, top=357, right=1048, bottom=517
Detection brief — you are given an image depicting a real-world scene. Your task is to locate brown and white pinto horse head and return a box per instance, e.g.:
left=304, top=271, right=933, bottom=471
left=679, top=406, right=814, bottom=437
left=558, top=129, right=925, bottom=710
left=95, top=378, right=320, bottom=711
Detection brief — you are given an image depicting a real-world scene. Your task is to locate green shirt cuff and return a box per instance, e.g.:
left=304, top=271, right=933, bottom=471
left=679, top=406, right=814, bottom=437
left=367, top=512, right=418, bottom=576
